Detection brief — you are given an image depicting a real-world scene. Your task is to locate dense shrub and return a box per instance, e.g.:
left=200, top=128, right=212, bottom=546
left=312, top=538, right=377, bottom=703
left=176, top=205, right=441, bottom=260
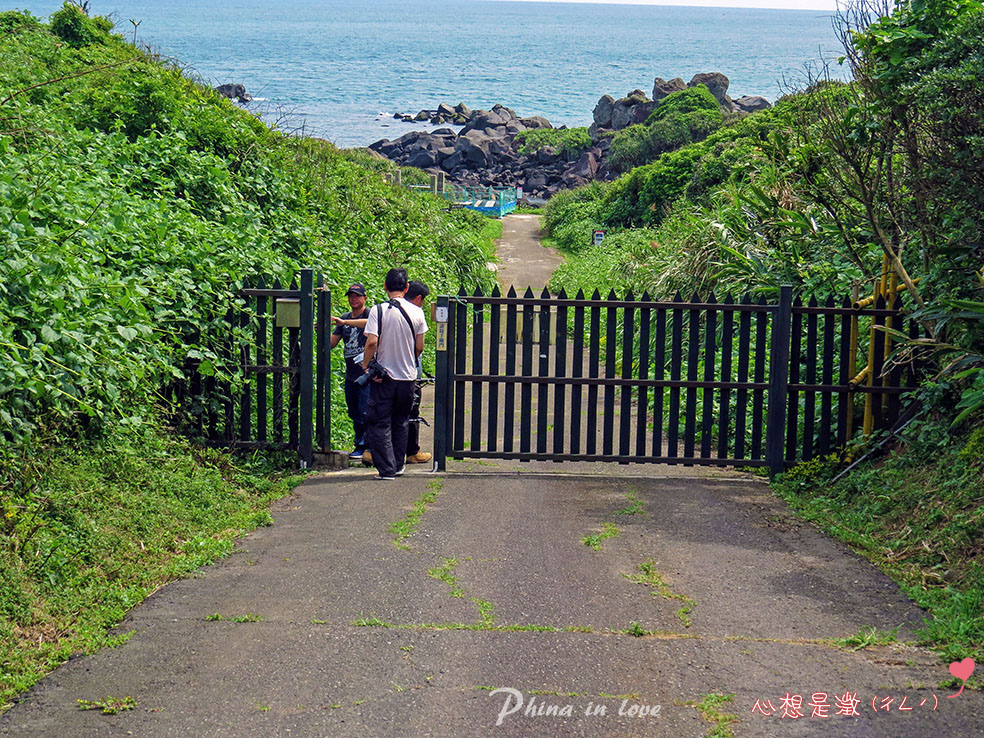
left=515, top=126, right=592, bottom=158
left=0, top=12, right=496, bottom=451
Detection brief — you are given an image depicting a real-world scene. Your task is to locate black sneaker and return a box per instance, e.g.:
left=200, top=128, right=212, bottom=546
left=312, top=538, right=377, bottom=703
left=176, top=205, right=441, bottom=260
left=373, top=473, right=395, bottom=481
left=349, top=448, right=364, bottom=460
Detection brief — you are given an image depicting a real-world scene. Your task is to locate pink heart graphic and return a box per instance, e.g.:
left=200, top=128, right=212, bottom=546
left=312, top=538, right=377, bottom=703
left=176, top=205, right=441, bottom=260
left=950, top=658, right=975, bottom=682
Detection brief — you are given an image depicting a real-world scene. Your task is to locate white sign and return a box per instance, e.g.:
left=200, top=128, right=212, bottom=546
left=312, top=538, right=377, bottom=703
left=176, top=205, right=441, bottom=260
left=435, top=306, right=449, bottom=323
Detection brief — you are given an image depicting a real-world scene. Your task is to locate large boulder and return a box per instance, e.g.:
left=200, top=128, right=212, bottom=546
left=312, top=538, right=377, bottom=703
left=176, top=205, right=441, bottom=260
left=215, top=83, right=251, bottom=102
left=441, top=150, right=465, bottom=172
left=593, top=94, right=615, bottom=128
left=406, top=149, right=439, bottom=168
left=632, top=102, right=658, bottom=124
left=688, top=72, right=731, bottom=109
left=491, top=104, right=518, bottom=121
left=461, top=109, right=508, bottom=134
left=733, top=95, right=771, bottom=113
left=437, top=102, right=455, bottom=119
left=520, top=116, right=552, bottom=130
left=652, top=77, right=686, bottom=102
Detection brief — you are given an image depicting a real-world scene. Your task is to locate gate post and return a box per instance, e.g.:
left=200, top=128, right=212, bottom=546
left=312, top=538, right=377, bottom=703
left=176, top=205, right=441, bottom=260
left=298, top=268, right=315, bottom=468
left=433, top=295, right=451, bottom=471
left=766, top=285, right=793, bottom=478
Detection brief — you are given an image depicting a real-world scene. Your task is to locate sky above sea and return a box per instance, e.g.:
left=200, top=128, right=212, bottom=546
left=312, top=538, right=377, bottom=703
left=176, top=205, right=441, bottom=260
left=11, top=0, right=849, bottom=147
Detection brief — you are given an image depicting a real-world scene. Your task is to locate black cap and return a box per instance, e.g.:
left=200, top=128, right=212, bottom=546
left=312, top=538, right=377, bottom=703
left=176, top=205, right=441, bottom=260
left=345, top=283, right=366, bottom=296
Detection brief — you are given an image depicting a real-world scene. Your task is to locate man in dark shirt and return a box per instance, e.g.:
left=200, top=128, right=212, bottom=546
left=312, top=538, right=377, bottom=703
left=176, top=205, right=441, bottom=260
left=331, top=283, right=371, bottom=459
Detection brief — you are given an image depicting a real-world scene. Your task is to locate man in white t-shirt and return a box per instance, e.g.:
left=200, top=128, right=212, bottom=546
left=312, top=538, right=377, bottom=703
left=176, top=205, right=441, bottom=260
left=361, top=268, right=428, bottom=480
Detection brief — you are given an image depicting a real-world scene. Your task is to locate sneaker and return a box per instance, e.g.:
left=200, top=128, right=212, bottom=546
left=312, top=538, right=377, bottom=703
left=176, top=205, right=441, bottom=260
left=348, top=448, right=364, bottom=460
left=362, top=449, right=373, bottom=466
left=406, top=451, right=432, bottom=464
left=394, top=465, right=406, bottom=477
left=373, top=473, right=395, bottom=481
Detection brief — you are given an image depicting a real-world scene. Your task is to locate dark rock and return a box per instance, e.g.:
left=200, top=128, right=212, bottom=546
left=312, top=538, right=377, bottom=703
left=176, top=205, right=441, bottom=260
left=455, top=102, right=471, bottom=117
left=407, top=150, right=438, bottom=168
left=593, top=94, right=615, bottom=128
left=437, top=102, right=455, bottom=118
left=414, top=111, right=431, bottom=121
left=688, top=72, right=731, bottom=108
left=525, top=172, right=548, bottom=191
left=435, top=146, right=456, bottom=160
left=462, top=110, right=508, bottom=133
left=633, top=102, right=658, bottom=124
left=393, top=112, right=403, bottom=120
left=215, top=83, right=251, bottom=103
left=441, top=151, right=465, bottom=172
left=492, top=104, right=518, bottom=121
left=520, top=116, right=552, bottom=130
left=652, top=77, right=687, bottom=102
left=537, top=146, right=560, bottom=165
left=733, top=95, right=771, bottom=113
left=611, top=99, right=639, bottom=131
left=573, top=150, right=599, bottom=179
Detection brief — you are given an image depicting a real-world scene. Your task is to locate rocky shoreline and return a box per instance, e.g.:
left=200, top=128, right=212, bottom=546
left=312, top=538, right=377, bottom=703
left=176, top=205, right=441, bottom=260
left=368, top=72, right=771, bottom=200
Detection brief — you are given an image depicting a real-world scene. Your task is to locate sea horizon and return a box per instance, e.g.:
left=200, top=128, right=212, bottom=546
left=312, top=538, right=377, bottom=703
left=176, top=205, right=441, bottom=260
left=11, top=0, right=848, bottom=147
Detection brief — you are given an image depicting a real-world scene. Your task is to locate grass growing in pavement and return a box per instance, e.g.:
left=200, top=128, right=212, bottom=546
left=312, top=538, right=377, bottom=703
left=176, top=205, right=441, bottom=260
left=678, top=693, right=738, bottom=738
left=612, top=490, right=645, bottom=516
left=623, top=559, right=697, bottom=628
left=77, top=695, right=137, bottom=714
left=582, top=522, right=620, bottom=551
left=831, top=626, right=901, bottom=652
left=427, top=558, right=464, bottom=597
left=353, top=615, right=592, bottom=633
left=389, top=479, right=444, bottom=550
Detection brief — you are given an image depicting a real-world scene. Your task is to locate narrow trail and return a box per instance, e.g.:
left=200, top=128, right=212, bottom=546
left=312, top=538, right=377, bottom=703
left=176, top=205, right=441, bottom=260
left=492, top=214, right=564, bottom=295
left=3, top=215, right=982, bottom=737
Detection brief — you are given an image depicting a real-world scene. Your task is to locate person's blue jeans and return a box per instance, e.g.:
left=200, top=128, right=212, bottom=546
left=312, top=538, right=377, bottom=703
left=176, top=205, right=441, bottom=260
left=344, top=367, right=370, bottom=450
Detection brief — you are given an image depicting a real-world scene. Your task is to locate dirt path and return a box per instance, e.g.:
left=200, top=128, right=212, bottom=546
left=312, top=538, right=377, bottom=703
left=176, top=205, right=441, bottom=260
left=493, top=214, right=564, bottom=295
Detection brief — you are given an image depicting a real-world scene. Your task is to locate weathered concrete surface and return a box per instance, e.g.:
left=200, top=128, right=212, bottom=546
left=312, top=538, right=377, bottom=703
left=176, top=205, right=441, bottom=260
left=493, top=214, right=564, bottom=295
left=2, top=471, right=981, bottom=737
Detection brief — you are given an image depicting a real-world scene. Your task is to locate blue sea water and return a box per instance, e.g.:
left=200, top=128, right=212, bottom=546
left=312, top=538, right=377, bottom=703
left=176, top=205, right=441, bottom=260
left=13, top=1, right=847, bottom=147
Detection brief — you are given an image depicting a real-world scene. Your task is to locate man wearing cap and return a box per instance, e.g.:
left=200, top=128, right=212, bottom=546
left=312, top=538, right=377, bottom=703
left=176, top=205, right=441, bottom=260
left=331, top=283, right=371, bottom=460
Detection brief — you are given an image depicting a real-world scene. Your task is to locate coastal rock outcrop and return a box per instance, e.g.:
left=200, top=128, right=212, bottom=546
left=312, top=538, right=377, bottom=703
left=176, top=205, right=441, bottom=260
left=369, top=74, right=771, bottom=200
left=215, top=83, right=251, bottom=103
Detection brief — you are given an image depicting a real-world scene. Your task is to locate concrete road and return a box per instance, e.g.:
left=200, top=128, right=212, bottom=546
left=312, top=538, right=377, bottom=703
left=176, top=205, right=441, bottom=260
left=2, top=470, right=981, bottom=737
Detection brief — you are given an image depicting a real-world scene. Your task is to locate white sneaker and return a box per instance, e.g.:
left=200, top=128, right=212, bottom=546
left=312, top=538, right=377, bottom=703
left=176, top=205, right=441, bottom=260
left=394, top=465, right=406, bottom=477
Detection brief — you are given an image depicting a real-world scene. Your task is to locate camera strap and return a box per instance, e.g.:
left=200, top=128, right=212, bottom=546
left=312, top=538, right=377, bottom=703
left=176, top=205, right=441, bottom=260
left=375, top=299, right=415, bottom=344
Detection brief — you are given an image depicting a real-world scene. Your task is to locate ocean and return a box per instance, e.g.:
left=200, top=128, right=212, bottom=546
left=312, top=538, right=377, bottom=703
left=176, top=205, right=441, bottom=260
left=13, top=0, right=847, bottom=147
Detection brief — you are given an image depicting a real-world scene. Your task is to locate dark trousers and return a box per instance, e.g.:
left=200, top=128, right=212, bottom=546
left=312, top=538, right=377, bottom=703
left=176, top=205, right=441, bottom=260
left=406, top=380, right=423, bottom=456
left=344, top=366, right=370, bottom=450
left=366, top=378, right=415, bottom=477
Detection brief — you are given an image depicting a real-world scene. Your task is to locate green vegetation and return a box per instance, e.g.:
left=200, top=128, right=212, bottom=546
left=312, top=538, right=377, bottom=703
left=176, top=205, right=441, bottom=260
left=612, top=490, right=644, bottom=516
left=832, top=626, right=902, bottom=652
left=515, top=126, right=592, bottom=159
left=623, top=559, right=697, bottom=628
left=610, top=86, right=725, bottom=171
left=679, top=693, right=738, bottom=738
left=0, top=5, right=495, bottom=710
left=77, top=695, right=137, bottom=714
left=389, top=479, right=444, bottom=550
left=582, top=521, right=619, bottom=551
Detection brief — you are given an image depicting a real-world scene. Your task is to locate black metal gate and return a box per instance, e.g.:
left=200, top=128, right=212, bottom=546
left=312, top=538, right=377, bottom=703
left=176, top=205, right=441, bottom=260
left=433, top=285, right=919, bottom=476
left=174, top=269, right=331, bottom=467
